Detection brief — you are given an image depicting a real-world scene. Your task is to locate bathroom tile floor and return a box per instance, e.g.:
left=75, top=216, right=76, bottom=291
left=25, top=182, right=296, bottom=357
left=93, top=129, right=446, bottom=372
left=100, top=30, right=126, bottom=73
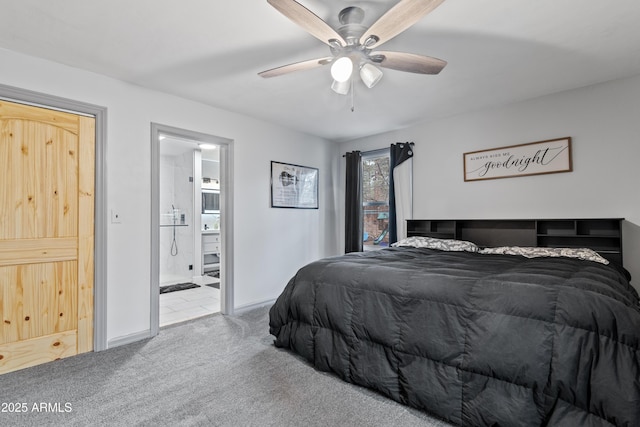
left=160, top=275, right=221, bottom=327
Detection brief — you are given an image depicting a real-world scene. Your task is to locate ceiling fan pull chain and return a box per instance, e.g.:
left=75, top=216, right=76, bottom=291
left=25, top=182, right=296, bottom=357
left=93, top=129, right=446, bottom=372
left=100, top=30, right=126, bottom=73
left=350, top=78, right=355, bottom=112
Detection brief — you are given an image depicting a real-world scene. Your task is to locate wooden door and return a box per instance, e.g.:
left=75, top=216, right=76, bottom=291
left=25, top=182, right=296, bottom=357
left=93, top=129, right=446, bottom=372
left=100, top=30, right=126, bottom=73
left=0, top=100, right=94, bottom=374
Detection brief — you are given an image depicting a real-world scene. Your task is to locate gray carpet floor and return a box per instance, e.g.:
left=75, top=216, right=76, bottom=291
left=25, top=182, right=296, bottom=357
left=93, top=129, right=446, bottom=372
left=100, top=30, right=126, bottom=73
left=0, top=305, right=452, bottom=427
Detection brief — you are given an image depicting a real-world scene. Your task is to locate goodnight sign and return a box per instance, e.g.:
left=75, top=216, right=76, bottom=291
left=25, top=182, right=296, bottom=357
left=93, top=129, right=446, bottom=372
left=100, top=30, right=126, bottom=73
left=463, top=137, right=572, bottom=182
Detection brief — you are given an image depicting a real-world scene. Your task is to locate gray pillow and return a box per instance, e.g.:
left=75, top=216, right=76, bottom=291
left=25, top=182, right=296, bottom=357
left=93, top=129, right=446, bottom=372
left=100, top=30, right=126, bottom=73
left=392, top=236, right=479, bottom=253
left=478, top=246, right=609, bottom=265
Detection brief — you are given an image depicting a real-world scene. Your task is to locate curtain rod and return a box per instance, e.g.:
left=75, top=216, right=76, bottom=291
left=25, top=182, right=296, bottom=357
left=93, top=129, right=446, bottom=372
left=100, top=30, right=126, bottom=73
left=343, top=142, right=414, bottom=157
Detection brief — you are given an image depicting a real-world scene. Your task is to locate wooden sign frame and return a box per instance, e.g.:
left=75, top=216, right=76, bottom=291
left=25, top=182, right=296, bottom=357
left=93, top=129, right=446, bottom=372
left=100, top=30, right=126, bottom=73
left=464, top=137, right=572, bottom=182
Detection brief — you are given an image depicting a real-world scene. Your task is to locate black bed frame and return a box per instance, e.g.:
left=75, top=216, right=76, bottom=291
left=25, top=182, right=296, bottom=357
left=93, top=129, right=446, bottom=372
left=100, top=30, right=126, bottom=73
left=407, top=218, right=624, bottom=266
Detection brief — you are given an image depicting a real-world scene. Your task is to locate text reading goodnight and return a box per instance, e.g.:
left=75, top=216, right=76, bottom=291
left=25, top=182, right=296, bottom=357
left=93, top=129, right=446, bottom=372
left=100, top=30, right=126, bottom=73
left=476, top=147, right=563, bottom=177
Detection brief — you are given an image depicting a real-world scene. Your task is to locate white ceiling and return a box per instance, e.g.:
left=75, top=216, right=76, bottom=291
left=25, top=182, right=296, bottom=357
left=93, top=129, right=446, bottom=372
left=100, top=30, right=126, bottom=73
left=160, top=136, right=219, bottom=161
left=1, top=0, right=639, bottom=142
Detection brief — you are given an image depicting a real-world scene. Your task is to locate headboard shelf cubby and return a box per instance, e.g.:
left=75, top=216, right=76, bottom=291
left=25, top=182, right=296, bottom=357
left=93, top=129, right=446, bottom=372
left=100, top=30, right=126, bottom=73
left=407, top=218, right=624, bottom=266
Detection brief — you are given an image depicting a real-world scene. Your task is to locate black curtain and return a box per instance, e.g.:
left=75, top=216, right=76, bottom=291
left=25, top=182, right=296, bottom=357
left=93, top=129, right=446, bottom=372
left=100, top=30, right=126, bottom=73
left=388, top=142, right=414, bottom=245
left=345, top=151, right=363, bottom=253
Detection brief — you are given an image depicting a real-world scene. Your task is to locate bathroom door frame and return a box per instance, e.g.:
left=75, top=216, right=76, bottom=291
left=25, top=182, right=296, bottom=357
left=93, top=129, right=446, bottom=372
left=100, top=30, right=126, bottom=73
left=150, top=123, right=234, bottom=336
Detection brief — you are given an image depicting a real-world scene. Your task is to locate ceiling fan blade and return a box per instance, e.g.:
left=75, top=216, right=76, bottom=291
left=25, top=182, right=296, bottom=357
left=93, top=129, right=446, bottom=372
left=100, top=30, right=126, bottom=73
left=372, top=51, right=447, bottom=74
left=360, top=0, right=446, bottom=48
left=267, top=0, right=346, bottom=46
left=258, top=57, right=333, bottom=78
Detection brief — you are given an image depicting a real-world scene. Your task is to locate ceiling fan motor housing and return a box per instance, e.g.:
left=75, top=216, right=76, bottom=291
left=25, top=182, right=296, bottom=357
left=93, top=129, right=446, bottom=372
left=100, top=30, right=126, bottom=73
left=336, top=6, right=368, bottom=46
left=338, top=6, right=365, bottom=25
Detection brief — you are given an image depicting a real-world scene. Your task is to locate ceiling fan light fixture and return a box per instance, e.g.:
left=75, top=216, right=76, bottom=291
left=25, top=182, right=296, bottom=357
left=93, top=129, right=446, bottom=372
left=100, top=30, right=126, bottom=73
left=360, top=63, right=383, bottom=88
left=330, top=56, right=353, bottom=83
left=331, top=79, right=350, bottom=95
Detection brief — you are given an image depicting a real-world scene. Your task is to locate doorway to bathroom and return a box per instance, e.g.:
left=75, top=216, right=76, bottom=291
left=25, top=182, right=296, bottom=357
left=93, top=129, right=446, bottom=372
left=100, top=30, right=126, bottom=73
left=150, top=123, right=234, bottom=334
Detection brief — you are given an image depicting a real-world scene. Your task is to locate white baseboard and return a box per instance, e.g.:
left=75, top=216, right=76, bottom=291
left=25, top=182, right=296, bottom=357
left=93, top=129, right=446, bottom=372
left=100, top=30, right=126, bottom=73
left=233, top=298, right=276, bottom=315
left=107, top=329, right=153, bottom=349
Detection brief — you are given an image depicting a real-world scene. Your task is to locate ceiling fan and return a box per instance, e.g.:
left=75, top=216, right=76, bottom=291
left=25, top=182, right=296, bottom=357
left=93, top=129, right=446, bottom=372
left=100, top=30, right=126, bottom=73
left=258, top=0, right=447, bottom=97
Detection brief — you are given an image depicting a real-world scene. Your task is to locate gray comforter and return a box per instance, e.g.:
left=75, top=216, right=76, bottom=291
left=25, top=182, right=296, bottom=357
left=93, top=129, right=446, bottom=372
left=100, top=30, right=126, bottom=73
left=269, top=247, right=640, bottom=426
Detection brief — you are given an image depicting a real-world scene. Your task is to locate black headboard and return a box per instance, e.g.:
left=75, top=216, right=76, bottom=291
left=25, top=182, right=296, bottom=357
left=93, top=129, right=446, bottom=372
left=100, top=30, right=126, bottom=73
left=406, top=218, right=624, bottom=266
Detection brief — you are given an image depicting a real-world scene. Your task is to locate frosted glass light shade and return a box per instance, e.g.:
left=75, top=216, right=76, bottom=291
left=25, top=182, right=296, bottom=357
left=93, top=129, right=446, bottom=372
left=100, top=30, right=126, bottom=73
left=331, top=79, right=350, bottom=95
left=331, top=57, right=353, bottom=82
left=360, top=63, right=383, bottom=88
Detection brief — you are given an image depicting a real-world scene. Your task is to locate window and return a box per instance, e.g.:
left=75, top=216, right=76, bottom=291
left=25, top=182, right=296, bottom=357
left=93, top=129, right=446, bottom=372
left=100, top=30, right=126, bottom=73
left=362, top=149, right=390, bottom=250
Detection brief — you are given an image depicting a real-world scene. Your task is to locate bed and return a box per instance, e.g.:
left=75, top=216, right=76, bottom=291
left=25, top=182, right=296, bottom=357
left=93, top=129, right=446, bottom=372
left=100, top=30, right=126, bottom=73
left=269, top=218, right=640, bottom=426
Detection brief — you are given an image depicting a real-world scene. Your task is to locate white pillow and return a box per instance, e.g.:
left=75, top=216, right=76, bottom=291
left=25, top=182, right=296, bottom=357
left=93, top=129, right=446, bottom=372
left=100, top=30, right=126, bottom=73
left=392, top=236, right=479, bottom=253
left=478, top=246, right=609, bottom=265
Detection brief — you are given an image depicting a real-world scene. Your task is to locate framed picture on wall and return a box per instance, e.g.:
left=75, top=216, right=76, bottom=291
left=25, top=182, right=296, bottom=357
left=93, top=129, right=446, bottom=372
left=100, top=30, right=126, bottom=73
left=463, top=137, right=572, bottom=182
left=270, top=161, right=319, bottom=209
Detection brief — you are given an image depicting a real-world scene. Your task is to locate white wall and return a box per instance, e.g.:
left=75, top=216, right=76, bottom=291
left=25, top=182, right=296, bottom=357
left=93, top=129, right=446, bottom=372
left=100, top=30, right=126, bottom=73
left=0, top=47, right=340, bottom=344
left=339, top=74, right=640, bottom=292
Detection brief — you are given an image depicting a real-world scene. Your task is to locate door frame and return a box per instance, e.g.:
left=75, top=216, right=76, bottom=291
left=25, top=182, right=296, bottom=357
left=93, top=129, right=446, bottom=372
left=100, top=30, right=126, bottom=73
left=0, top=83, right=108, bottom=351
left=150, top=123, right=234, bottom=337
